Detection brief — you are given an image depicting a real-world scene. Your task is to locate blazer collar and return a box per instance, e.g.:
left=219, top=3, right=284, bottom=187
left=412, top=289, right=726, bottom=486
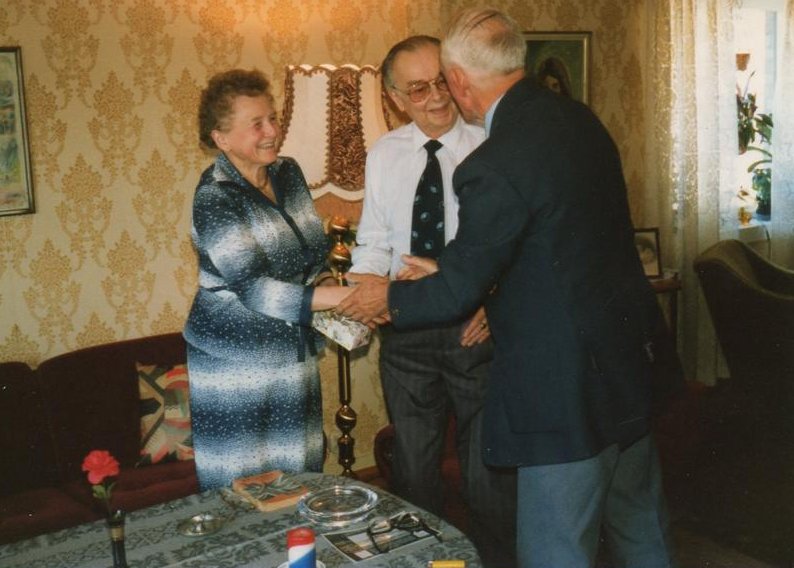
left=490, top=76, right=541, bottom=134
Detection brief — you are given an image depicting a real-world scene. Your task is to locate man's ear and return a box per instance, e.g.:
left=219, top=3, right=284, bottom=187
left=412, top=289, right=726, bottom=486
left=445, top=66, right=475, bottom=111
left=446, top=66, right=469, bottom=96
left=387, top=88, right=407, bottom=113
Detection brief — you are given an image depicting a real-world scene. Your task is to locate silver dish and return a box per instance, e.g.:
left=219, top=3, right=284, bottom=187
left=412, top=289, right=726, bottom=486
left=177, top=513, right=225, bottom=537
left=297, top=485, right=378, bottom=527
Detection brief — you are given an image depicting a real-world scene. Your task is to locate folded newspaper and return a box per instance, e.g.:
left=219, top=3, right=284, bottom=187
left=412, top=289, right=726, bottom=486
left=312, top=310, right=372, bottom=351
left=231, top=470, right=308, bottom=512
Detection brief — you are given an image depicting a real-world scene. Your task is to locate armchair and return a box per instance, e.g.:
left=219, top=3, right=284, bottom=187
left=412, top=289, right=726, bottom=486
left=688, top=241, right=794, bottom=562
left=693, top=239, right=794, bottom=416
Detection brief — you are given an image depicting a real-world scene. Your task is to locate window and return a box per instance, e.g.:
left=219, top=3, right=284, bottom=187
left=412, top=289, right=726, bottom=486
left=735, top=0, right=784, bottom=221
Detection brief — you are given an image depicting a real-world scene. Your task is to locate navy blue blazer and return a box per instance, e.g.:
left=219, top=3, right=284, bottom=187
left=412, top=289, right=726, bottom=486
left=389, top=78, right=660, bottom=467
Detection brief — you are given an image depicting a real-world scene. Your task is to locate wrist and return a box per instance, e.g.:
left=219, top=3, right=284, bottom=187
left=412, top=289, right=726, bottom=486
left=315, top=272, right=336, bottom=286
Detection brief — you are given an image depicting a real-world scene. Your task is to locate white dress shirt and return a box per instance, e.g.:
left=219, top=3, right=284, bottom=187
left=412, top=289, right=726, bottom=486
left=350, top=117, right=486, bottom=278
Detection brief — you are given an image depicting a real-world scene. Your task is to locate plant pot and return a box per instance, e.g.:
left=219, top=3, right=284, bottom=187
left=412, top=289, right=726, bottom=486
left=756, top=202, right=771, bottom=221
left=752, top=168, right=772, bottom=220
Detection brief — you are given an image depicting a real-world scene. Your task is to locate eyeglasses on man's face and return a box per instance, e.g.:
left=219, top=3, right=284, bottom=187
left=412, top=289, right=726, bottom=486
left=366, top=510, right=442, bottom=553
left=392, top=75, right=450, bottom=103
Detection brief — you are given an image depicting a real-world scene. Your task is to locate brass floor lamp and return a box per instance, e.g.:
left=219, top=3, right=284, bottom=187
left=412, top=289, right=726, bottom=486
left=328, top=217, right=357, bottom=478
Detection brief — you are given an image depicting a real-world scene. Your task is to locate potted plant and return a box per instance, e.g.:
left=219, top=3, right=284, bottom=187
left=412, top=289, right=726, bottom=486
left=746, top=136, right=773, bottom=220
left=749, top=153, right=772, bottom=219
left=736, top=70, right=774, bottom=219
left=737, top=71, right=773, bottom=154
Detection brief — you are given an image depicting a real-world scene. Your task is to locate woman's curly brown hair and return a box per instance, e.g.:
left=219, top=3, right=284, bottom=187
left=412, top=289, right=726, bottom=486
left=198, top=69, right=273, bottom=150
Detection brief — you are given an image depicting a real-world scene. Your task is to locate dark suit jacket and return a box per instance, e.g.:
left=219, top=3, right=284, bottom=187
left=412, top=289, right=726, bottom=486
left=389, top=78, right=661, bottom=467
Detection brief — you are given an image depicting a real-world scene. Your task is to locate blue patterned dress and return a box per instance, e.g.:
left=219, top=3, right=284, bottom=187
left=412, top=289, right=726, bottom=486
left=184, top=153, right=328, bottom=490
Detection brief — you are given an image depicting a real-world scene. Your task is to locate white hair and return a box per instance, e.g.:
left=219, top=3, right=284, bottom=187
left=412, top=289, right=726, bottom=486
left=441, top=8, right=526, bottom=76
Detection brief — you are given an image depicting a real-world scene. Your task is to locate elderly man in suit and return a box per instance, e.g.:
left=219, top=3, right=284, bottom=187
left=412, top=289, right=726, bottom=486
left=349, top=35, right=515, bottom=567
left=338, top=8, right=677, bottom=568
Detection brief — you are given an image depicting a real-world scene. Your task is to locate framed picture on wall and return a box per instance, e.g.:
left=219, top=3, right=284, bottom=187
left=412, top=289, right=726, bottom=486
left=634, top=228, right=662, bottom=279
left=0, top=46, right=34, bottom=217
left=523, top=31, right=591, bottom=104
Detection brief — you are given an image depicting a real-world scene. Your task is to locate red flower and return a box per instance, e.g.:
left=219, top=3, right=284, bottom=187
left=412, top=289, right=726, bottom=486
left=82, top=450, right=120, bottom=514
left=82, top=450, right=120, bottom=485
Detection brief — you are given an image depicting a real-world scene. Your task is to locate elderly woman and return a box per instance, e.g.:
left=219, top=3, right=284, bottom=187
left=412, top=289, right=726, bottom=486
left=184, top=69, right=350, bottom=490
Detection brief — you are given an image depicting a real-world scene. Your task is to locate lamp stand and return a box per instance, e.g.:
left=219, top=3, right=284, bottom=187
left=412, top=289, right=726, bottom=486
left=328, top=217, right=357, bottom=478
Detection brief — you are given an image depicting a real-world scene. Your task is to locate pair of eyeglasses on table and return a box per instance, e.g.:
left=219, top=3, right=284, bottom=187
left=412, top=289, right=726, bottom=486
left=366, top=510, right=443, bottom=553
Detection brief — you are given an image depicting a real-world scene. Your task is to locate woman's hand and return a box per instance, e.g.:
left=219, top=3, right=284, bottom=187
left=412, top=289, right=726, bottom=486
left=314, top=271, right=337, bottom=287
left=345, top=272, right=386, bottom=286
left=311, top=285, right=354, bottom=311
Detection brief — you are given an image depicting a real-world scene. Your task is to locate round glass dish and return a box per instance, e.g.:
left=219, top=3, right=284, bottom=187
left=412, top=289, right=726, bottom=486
left=297, top=485, right=378, bottom=527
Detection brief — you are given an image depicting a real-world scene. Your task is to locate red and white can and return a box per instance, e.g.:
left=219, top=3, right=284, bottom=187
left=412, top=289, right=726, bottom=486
left=287, top=527, right=316, bottom=568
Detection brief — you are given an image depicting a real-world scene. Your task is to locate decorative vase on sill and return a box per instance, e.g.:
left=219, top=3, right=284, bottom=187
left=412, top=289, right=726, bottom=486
left=735, top=187, right=757, bottom=225
left=106, top=509, right=129, bottom=568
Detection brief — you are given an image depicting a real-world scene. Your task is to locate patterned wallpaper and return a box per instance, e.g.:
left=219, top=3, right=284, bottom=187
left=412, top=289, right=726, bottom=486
left=0, top=0, right=647, bottom=471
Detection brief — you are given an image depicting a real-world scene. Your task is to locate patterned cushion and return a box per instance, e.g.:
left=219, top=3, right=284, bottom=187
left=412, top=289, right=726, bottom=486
left=137, top=363, right=193, bottom=466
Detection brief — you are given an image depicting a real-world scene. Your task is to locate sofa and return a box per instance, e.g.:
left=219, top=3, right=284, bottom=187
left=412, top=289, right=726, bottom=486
left=0, top=333, right=198, bottom=545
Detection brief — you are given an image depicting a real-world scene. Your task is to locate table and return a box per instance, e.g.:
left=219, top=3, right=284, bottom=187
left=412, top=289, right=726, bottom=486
left=650, top=272, right=681, bottom=340
left=0, top=473, right=481, bottom=568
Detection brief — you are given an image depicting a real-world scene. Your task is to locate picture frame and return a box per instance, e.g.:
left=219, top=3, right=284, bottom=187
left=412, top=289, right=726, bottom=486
left=0, top=46, right=34, bottom=217
left=634, top=228, right=662, bottom=279
left=523, top=31, right=591, bottom=104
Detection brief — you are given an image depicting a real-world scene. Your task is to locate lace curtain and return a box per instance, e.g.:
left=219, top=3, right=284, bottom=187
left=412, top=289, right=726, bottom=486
left=769, top=0, right=794, bottom=266
left=645, top=0, right=738, bottom=384
left=646, top=0, right=794, bottom=383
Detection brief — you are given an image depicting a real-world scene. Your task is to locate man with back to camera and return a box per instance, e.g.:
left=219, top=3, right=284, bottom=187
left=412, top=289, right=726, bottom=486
left=346, top=35, right=516, bottom=567
left=339, top=9, right=678, bottom=568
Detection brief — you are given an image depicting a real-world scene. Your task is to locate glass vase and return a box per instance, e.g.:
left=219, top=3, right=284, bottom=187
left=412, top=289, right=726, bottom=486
left=106, top=509, right=129, bottom=568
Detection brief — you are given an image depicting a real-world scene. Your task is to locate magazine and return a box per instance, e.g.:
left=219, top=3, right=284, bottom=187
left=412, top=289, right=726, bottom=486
left=322, top=523, right=436, bottom=562
left=231, top=470, right=308, bottom=512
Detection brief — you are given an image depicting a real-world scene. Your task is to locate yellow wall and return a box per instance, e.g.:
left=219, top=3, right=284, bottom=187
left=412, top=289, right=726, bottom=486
left=0, top=0, right=647, bottom=472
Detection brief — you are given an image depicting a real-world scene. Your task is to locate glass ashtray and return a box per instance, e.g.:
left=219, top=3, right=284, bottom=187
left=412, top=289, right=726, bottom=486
left=297, top=484, right=378, bottom=527
left=177, top=513, right=225, bottom=537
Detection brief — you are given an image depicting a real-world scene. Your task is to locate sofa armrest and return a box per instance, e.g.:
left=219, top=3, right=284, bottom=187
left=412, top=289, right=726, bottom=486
left=0, top=363, right=59, bottom=496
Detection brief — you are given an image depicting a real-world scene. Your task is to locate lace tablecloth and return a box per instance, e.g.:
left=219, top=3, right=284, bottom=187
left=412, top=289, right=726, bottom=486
left=0, top=473, right=482, bottom=568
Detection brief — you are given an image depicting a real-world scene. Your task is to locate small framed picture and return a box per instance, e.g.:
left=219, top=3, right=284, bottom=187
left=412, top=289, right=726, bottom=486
left=0, top=46, right=34, bottom=217
left=634, top=228, right=662, bottom=279
left=523, top=31, right=591, bottom=104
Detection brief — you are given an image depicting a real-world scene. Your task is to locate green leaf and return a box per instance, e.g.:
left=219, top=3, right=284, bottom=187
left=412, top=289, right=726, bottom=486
left=746, top=146, right=772, bottom=158
left=747, top=159, right=772, bottom=173
left=92, top=485, right=108, bottom=501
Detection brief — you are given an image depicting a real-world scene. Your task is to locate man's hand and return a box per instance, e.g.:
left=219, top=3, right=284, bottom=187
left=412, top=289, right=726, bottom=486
left=395, top=254, right=439, bottom=280
left=336, top=274, right=390, bottom=326
left=460, top=306, right=490, bottom=347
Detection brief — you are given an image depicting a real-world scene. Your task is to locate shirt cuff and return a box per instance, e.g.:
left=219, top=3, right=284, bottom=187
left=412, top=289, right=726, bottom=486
left=299, top=286, right=314, bottom=327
